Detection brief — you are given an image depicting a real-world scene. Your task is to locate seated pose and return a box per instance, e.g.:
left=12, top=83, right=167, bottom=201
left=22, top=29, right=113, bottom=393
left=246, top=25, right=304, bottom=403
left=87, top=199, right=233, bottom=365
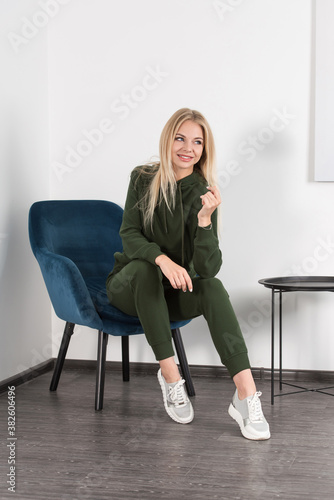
left=106, top=108, right=270, bottom=440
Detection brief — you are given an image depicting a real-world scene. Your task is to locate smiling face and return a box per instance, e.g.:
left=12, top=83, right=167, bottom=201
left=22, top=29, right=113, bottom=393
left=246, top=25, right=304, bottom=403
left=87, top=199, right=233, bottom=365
left=171, top=120, right=204, bottom=180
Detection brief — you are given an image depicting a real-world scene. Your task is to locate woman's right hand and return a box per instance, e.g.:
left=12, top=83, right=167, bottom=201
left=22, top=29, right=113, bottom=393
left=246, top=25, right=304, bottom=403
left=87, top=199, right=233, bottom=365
left=155, top=255, right=193, bottom=292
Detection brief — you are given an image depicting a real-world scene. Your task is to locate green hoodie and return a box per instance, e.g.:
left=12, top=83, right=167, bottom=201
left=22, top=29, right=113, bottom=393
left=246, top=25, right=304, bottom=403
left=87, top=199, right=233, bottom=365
left=109, top=167, right=222, bottom=280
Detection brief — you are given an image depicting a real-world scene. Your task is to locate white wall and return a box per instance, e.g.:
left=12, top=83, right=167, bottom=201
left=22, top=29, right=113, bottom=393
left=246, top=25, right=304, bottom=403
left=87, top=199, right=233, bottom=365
left=48, top=0, right=334, bottom=371
left=2, top=0, right=334, bottom=379
left=0, top=0, right=51, bottom=381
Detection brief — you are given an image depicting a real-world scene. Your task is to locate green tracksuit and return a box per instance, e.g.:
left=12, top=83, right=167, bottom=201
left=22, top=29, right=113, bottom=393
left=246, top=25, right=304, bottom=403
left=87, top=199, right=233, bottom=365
left=106, top=167, right=250, bottom=377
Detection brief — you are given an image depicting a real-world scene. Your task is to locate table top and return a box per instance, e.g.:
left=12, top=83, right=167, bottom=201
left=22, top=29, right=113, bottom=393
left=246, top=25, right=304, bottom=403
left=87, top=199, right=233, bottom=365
left=259, top=276, right=334, bottom=291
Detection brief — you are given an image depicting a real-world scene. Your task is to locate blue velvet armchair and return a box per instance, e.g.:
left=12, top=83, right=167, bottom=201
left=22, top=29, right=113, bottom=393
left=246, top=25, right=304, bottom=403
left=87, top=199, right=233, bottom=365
left=28, top=200, right=194, bottom=411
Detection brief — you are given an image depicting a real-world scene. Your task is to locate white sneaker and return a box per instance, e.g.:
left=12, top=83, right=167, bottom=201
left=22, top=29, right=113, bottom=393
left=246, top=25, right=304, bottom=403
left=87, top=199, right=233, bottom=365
left=228, top=389, right=270, bottom=440
left=157, top=369, right=194, bottom=424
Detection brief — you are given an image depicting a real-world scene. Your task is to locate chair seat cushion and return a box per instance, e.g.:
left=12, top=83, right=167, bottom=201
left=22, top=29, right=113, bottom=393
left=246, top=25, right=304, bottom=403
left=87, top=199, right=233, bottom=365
left=85, top=277, right=191, bottom=336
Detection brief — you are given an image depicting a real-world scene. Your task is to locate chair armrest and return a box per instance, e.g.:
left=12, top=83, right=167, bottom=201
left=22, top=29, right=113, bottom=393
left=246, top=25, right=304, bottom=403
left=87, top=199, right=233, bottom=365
left=35, top=249, right=103, bottom=330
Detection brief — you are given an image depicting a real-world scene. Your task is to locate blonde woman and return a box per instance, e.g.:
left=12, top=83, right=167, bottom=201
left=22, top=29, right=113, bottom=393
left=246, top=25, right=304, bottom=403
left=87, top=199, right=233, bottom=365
left=106, top=108, right=270, bottom=440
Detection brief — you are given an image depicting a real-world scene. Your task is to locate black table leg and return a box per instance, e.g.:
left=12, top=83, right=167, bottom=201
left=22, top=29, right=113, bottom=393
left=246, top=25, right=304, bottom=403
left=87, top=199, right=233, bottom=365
left=271, top=288, right=275, bottom=405
left=279, top=291, right=283, bottom=391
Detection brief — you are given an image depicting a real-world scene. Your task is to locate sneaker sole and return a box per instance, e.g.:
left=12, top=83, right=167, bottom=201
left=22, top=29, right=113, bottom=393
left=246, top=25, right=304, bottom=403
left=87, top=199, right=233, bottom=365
left=228, top=403, right=271, bottom=441
left=157, top=370, right=194, bottom=425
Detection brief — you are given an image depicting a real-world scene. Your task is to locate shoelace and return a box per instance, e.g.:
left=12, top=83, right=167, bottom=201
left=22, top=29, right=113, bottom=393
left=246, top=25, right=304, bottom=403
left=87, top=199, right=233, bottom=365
left=168, top=379, right=189, bottom=407
left=247, top=391, right=264, bottom=422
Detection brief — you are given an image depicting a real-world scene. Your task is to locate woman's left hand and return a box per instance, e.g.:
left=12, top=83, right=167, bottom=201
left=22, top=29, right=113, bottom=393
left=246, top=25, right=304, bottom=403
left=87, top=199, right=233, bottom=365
left=198, top=186, right=221, bottom=227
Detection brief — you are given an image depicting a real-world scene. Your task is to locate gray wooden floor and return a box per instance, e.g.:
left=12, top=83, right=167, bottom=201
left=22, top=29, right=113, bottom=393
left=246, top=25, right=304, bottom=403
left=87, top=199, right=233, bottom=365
left=1, top=367, right=334, bottom=500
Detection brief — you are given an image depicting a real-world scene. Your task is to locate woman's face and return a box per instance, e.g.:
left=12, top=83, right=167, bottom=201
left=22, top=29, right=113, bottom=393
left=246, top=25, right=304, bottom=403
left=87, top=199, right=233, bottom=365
left=171, top=120, right=204, bottom=180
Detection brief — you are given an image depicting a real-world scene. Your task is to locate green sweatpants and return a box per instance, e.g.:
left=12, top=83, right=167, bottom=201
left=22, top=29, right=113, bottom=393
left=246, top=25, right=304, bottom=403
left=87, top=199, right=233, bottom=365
left=106, top=260, right=250, bottom=378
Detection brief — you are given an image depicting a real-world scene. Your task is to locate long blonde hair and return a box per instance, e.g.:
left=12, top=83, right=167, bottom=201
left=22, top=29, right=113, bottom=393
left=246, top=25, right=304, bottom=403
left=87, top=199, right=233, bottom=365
left=138, top=108, right=217, bottom=229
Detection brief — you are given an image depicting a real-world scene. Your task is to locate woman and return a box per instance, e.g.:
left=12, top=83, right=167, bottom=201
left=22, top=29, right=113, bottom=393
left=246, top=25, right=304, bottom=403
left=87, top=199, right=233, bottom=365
left=106, top=108, right=270, bottom=440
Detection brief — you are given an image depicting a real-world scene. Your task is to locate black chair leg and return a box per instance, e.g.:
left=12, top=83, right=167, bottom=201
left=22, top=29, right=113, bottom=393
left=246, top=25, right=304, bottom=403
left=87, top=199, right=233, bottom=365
left=95, top=331, right=109, bottom=411
left=50, top=322, right=75, bottom=391
left=172, top=328, right=195, bottom=397
left=122, top=336, right=130, bottom=382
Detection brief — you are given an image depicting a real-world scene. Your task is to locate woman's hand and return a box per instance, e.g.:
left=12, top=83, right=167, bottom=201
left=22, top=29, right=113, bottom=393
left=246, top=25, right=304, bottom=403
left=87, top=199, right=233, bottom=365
left=198, top=186, right=221, bottom=227
left=155, top=255, right=193, bottom=292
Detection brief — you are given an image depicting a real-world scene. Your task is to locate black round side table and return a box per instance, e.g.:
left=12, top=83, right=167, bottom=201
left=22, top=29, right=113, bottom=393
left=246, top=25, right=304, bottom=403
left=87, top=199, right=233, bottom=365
left=258, top=276, right=334, bottom=404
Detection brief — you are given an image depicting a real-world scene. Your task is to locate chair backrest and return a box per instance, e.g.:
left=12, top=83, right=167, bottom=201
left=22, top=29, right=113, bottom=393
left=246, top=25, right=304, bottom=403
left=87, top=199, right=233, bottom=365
left=29, top=200, right=123, bottom=279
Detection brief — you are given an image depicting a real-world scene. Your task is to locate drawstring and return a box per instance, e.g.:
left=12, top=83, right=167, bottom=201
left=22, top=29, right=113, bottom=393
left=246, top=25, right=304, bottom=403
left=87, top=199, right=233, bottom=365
left=161, top=182, right=185, bottom=267
left=163, top=203, right=168, bottom=233
left=178, top=183, right=185, bottom=267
